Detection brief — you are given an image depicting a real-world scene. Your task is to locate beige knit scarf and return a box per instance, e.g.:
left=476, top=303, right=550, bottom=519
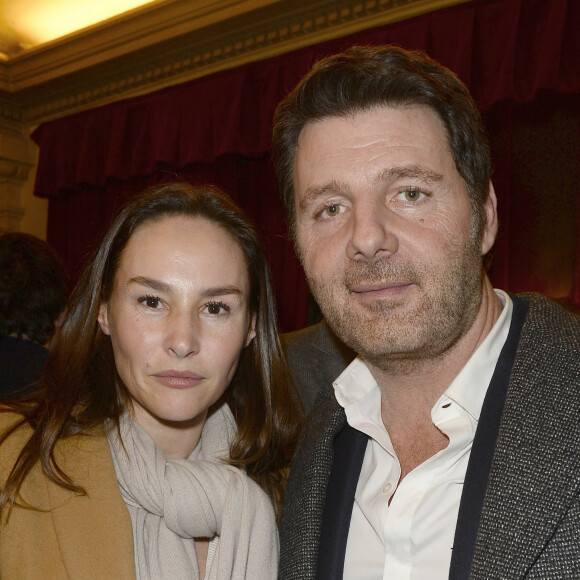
left=106, top=404, right=278, bottom=579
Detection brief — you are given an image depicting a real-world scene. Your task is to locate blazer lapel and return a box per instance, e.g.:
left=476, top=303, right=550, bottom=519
left=280, top=321, right=357, bottom=578
left=450, top=294, right=528, bottom=579
left=469, top=295, right=580, bottom=577
left=280, top=382, right=350, bottom=578
left=316, top=423, right=368, bottom=579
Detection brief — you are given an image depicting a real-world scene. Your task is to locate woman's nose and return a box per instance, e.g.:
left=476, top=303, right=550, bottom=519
left=164, top=313, right=200, bottom=358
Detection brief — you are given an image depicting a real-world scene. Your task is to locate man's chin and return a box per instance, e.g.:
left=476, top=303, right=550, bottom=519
left=322, top=302, right=431, bottom=358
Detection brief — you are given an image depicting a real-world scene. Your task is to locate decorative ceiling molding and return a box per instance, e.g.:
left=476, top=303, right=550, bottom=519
left=2, top=0, right=285, bottom=90
left=0, top=0, right=467, bottom=127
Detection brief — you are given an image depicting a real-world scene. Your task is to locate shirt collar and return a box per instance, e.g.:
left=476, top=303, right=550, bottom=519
left=443, top=289, right=512, bottom=420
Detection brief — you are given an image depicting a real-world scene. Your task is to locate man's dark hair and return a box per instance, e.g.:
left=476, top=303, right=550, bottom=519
left=272, top=45, right=492, bottom=237
left=0, top=233, right=69, bottom=344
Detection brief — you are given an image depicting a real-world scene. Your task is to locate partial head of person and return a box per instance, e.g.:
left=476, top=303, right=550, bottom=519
left=272, top=45, right=499, bottom=368
left=273, top=44, right=493, bottom=239
left=0, top=233, right=68, bottom=345
left=0, top=182, right=298, bottom=512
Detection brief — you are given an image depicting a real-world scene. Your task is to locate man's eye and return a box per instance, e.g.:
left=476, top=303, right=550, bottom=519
left=322, top=203, right=343, bottom=218
left=399, top=189, right=425, bottom=202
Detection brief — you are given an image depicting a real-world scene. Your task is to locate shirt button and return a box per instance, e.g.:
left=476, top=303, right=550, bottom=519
left=382, top=482, right=393, bottom=495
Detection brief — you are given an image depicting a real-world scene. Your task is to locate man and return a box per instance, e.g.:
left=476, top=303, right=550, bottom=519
left=0, top=233, right=68, bottom=397
left=273, top=46, right=580, bottom=579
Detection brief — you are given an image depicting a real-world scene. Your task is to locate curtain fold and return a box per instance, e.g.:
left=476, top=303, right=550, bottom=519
left=32, top=0, right=580, bottom=329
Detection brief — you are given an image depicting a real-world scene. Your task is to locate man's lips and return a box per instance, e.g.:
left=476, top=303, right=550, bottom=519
left=349, top=281, right=413, bottom=297
left=153, top=370, right=204, bottom=388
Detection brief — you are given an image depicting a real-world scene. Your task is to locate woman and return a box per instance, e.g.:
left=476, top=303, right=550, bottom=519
left=0, top=183, right=301, bottom=579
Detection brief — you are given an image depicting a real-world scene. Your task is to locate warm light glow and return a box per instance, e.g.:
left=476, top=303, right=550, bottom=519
left=4, top=0, right=158, bottom=48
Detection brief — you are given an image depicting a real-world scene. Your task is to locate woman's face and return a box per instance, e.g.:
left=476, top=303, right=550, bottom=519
left=98, top=215, right=255, bottom=456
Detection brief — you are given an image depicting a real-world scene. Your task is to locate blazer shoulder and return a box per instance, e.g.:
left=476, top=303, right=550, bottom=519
left=281, top=320, right=355, bottom=412
left=282, top=320, right=355, bottom=369
left=281, top=321, right=328, bottom=352
left=517, top=293, right=580, bottom=359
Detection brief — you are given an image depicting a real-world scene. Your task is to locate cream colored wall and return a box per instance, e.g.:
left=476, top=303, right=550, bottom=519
left=18, top=143, right=48, bottom=240
left=0, top=121, right=47, bottom=238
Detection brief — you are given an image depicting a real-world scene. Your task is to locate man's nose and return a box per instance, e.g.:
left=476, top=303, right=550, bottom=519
left=346, top=202, right=399, bottom=261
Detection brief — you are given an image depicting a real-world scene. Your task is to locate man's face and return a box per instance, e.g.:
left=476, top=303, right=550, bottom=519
left=293, top=105, right=496, bottom=368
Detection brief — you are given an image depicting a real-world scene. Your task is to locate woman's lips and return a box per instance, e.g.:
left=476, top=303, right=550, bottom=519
left=153, top=370, right=204, bottom=388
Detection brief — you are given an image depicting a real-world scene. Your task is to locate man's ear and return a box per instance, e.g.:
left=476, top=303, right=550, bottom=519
left=245, top=313, right=257, bottom=347
left=481, top=182, right=498, bottom=256
left=98, top=303, right=111, bottom=336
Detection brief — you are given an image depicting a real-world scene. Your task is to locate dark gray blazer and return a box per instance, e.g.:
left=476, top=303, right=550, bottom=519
left=281, top=320, right=356, bottom=413
left=280, top=293, right=580, bottom=579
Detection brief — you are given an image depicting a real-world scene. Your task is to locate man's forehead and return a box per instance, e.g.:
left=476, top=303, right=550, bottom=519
left=294, top=104, right=451, bottom=178
left=297, top=103, right=444, bottom=139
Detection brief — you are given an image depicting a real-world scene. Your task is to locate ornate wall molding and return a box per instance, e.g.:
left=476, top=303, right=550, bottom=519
left=0, top=156, right=34, bottom=232
left=0, top=96, right=22, bottom=125
left=0, top=0, right=466, bottom=127
left=0, top=158, right=32, bottom=182
left=0, top=206, right=26, bottom=232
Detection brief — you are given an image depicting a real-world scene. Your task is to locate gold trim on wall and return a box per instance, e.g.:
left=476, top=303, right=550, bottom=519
left=0, top=0, right=468, bottom=126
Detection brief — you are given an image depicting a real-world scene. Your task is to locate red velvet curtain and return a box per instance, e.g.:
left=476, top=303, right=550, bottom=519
left=33, top=0, right=580, bottom=330
left=484, top=93, right=580, bottom=311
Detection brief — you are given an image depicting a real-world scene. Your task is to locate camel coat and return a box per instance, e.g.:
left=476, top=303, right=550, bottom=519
left=0, top=413, right=136, bottom=579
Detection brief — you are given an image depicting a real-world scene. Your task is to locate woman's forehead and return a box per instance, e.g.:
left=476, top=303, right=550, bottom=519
left=117, top=215, right=250, bottom=290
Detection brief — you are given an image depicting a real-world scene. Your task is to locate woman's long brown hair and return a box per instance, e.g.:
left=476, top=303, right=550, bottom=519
left=0, top=182, right=302, bottom=516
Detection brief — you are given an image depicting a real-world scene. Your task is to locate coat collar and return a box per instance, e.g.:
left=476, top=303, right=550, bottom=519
left=450, top=293, right=528, bottom=578
left=47, top=428, right=136, bottom=578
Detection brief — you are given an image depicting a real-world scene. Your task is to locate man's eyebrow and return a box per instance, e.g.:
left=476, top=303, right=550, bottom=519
left=299, top=179, right=351, bottom=210
left=378, top=165, right=443, bottom=183
left=128, top=277, right=243, bottom=298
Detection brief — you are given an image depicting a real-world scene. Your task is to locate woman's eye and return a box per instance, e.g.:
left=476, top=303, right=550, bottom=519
left=205, top=301, right=230, bottom=315
left=399, top=188, right=425, bottom=202
left=138, top=295, right=162, bottom=308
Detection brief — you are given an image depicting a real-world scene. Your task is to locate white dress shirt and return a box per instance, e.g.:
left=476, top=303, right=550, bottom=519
left=334, top=290, right=513, bottom=580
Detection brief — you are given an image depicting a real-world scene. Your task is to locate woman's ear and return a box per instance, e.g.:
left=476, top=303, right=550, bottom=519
left=98, top=303, right=111, bottom=336
left=245, top=313, right=257, bottom=347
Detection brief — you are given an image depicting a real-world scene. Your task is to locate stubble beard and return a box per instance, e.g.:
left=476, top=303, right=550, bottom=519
left=306, top=235, right=484, bottom=373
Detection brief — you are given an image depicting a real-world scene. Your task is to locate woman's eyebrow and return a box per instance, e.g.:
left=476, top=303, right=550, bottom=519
left=199, top=286, right=244, bottom=299
left=128, top=277, right=243, bottom=299
left=128, top=276, right=172, bottom=293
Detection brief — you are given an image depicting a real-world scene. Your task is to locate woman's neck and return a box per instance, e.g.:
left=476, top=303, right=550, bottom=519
left=130, top=407, right=208, bottom=459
